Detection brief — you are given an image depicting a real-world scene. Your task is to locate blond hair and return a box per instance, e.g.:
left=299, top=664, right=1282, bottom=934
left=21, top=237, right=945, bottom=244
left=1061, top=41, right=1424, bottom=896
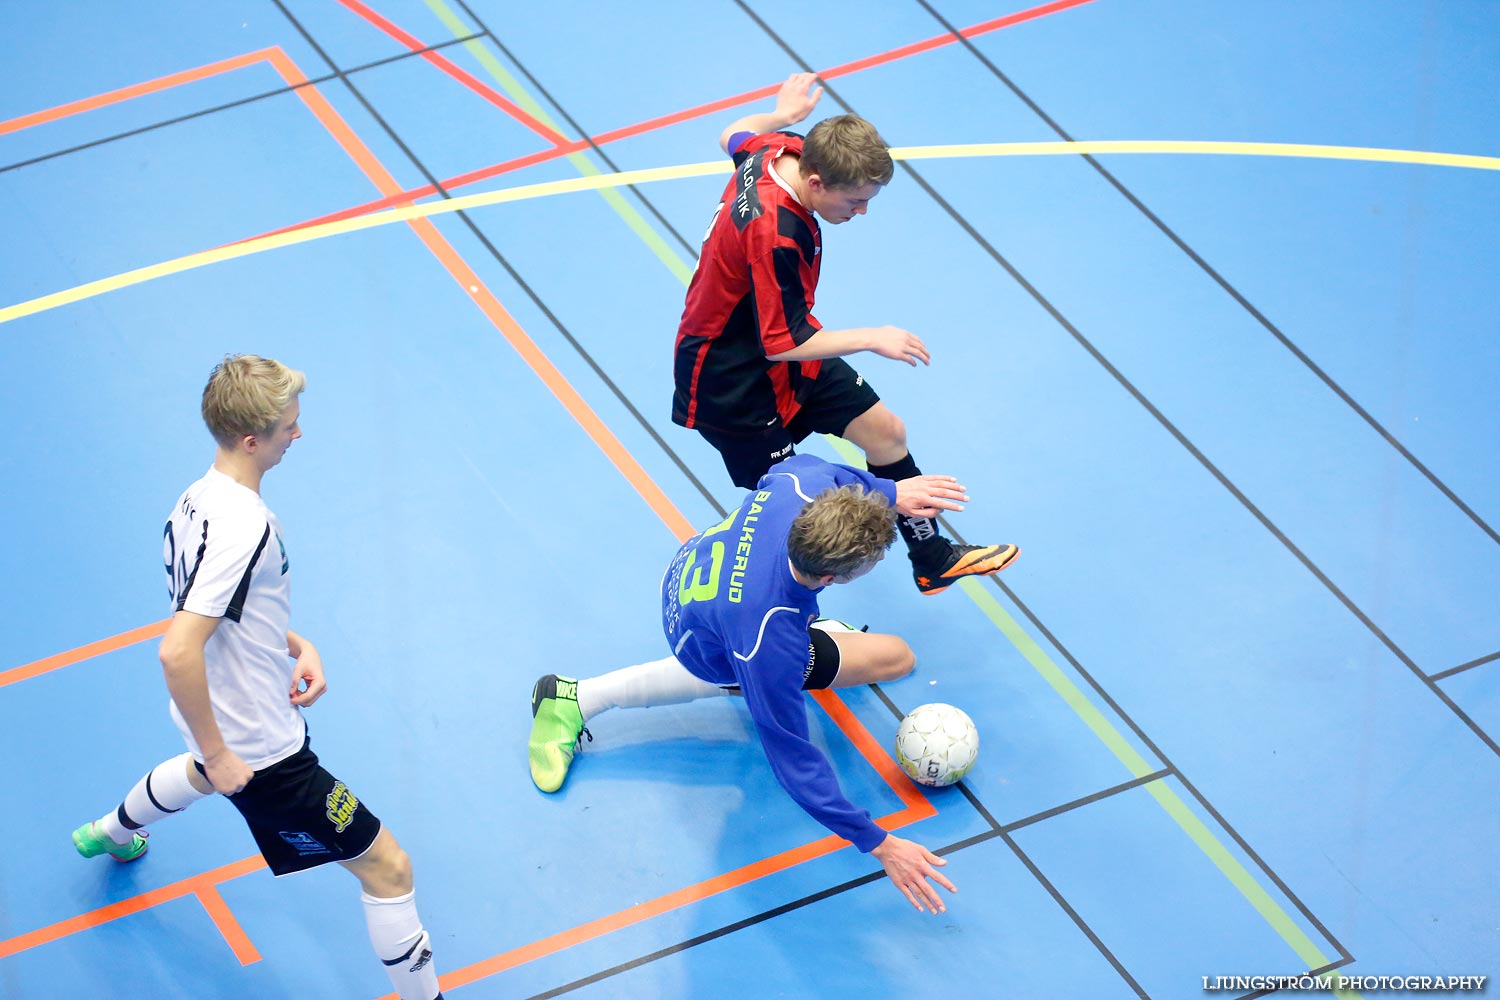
left=800, top=114, right=893, bottom=189
left=201, top=354, right=306, bottom=446
left=787, top=485, right=896, bottom=578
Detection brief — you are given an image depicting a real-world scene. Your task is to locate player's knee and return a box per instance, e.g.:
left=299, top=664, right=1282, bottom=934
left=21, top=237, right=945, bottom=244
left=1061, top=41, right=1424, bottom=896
left=358, top=835, right=414, bottom=896
left=382, top=845, right=414, bottom=894
left=888, top=639, right=916, bottom=680
left=868, top=635, right=914, bottom=681
left=881, top=411, right=907, bottom=451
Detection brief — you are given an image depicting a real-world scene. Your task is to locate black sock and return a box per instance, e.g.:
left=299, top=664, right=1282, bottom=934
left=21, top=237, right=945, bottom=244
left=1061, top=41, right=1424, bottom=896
left=867, top=453, right=947, bottom=555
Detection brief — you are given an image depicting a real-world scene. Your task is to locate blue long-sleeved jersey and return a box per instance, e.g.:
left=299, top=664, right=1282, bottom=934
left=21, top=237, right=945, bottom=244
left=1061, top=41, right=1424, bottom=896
left=661, top=454, right=897, bottom=853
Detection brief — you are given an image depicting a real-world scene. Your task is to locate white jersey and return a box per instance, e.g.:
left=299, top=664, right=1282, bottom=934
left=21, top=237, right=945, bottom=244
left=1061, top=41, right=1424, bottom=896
left=163, top=467, right=303, bottom=770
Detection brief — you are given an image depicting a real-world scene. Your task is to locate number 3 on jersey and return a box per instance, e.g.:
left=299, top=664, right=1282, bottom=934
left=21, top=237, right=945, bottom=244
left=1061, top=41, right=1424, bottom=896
left=676, top=510, right=736, bottom=605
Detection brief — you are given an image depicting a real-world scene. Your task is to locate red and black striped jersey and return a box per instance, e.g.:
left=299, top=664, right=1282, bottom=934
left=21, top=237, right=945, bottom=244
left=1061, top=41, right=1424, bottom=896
left=672, top=132, right=823, bottom=433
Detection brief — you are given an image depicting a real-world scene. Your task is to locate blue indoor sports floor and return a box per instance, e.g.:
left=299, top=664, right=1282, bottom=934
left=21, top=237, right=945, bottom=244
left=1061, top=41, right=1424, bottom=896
left=2, top=2, right=1497, bottom=998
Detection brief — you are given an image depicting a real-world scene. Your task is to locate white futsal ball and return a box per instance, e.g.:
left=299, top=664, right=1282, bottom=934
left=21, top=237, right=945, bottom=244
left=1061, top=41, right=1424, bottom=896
left=894, top=703, right=980, bottom=787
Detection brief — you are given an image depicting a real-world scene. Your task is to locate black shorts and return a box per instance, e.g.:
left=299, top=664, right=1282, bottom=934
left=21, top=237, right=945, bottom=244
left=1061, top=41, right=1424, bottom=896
left=803, top=624, right=843, bottom=690
left=697, top=358, right=881, bottom=489
left=719, top=626, right=843, bottom=694
left=198, top=736, right=381, bottom=877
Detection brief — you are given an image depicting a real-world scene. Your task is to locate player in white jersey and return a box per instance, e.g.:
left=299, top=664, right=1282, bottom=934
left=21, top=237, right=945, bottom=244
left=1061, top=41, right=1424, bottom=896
left=71, top=355, right=443, bottom=1000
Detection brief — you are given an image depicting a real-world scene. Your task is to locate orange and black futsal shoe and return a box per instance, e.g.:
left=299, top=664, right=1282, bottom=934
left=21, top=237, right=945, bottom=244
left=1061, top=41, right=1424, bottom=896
left=911, top=541, right=1020, bottom=595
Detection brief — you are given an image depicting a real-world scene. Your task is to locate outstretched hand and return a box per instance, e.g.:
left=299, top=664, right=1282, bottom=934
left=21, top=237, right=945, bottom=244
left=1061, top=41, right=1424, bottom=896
left=871, top=834, right=957, bottom=914
left=774, top=72, right=824, bottom=126
left=895, top=475, right=968, bottom=518
left=866, top=326, right=930, bottom=367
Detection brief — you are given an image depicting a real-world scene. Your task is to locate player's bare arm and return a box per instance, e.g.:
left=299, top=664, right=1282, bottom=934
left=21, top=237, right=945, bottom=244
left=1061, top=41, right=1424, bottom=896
left=718, top=72, right=825, bottom=153
left=286, top=629, right=327, bottom=707
left=766, top=325, right=930, bottom=366
left=159, top=610, right=253, bottom=794
left=870, top=833, right=957, bottom=914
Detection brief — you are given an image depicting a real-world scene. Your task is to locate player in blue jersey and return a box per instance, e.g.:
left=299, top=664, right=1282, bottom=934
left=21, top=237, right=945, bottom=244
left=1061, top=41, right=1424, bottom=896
left=528, top=454, right=975, bottom=914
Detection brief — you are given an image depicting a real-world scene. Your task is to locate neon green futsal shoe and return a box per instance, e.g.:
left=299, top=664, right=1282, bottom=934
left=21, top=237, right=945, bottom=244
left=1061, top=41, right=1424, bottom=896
left=72, top=820, right=148, bottom=862
left=529, top=674, right=589, bottom=793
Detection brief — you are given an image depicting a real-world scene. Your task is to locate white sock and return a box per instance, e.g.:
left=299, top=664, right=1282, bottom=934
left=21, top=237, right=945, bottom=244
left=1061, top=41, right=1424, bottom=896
left=362, top=889, right=440, bottom=1000
left=576, top=655, right=730, bottom=721
left=99, top=753, right=210, bottom=844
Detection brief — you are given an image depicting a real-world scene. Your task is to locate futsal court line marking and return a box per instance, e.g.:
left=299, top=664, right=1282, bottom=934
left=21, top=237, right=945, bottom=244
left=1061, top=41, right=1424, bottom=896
left=3, top=139, right=1495, bottom=331
left=0, top=856, right=267, bottom=963
left=0, top=35, right=488, bottom=177
left=401, top=0, right=699, bottom=283
left=1429, top=649, right=1500, bottom=683
left=0, top=45, right=942, bottom=986
left=0, top=48, right=276, bottom=136
left=0, top=620, right=169, bottom=689
left=331, top=0, right=568, bottom=145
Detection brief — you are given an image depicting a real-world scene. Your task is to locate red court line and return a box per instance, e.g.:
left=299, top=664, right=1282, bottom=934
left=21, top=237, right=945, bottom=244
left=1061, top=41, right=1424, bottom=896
left=0, top=48, right=277, bottom=136
left=0, top=620, right=169, bottom=689
left=230, top=0, right=1096, bottom=247
left=0, top=856, right=266, bottom=961
left=334, top=0, right=568, bottom=145
left=194, top=883, right=263, bottom=965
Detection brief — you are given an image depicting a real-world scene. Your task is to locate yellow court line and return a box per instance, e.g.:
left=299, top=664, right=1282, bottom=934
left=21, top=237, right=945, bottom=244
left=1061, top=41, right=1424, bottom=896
left=895, top=140, right=1500, bottom=171
left=3, top=140, right=1496, bottom=327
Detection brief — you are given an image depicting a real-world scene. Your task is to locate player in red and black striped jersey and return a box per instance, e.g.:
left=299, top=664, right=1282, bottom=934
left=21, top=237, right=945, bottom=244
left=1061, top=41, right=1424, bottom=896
left=672, top=73, right=1019, bottom=595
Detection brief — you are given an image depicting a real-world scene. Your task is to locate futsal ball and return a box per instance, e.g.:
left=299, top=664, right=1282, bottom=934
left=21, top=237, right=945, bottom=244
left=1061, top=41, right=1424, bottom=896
left=894, top=703, right=979, bottom=787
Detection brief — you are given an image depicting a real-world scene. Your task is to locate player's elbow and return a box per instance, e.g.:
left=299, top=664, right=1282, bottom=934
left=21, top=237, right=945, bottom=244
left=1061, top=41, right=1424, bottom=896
left=158, top=635, right=200, bottom=676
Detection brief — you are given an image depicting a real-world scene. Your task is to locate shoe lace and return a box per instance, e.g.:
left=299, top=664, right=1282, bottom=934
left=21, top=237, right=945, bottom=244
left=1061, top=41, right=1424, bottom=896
left=576, top=726, right=593, bottom=751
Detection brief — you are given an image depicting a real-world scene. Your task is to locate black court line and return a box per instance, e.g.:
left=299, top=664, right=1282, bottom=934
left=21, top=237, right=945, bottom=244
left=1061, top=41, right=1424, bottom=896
left=447, top=0, right=701, bottom=260
left=1429, top=649, right=1500, bottom=682
left=915, top=0, right=1500, bottom=551
left=521, top=800, right=1162, bottom=1000
left=266, top=0, right=724, bottom=516
left=734, top=0, right=1500, bottom=761
left=987, top=565, right=1356, bottom=965
left=731, top=0, right=1355, bottom=971
left=0, top=34, right=485, bottom=176
left=868, top=679, right=1179, bottom=834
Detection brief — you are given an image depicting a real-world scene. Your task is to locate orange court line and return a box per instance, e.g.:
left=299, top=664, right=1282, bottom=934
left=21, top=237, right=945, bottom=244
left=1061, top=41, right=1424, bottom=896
left=334, top=0, right=568, bottom=145
left=0, top=855, right=266, bottom=961
left=263, top=45, right=699, bottom=541
left=194, top=883, right=263, bottom=965
left=0, top=47, right=276, bottom=136
left=0, top=619, right=169, bottom=689
left=407, top=802, right=936, bottom=997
